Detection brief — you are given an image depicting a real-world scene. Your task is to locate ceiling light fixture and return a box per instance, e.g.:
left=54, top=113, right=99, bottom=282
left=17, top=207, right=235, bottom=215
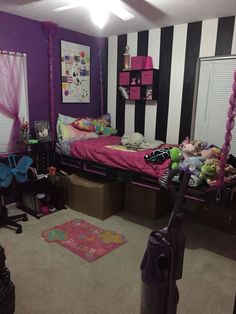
left=54, top=0, right=134, bottom=29
left=90, top=8, right=109, bottom=29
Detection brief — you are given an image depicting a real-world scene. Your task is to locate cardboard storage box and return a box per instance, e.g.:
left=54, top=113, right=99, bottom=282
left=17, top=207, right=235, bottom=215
left=124, top=183, right=173, bottom=219
left=50, top=173, right=70, bottom=205
left=68, top=174, right=124, bottom=220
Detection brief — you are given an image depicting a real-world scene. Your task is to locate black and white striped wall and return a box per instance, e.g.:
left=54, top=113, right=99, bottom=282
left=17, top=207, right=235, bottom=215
left=106, top=16, right=236, bottom=144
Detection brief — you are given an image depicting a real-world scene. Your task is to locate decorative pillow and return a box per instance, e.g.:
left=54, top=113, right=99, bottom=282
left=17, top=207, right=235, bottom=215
left=72, top=118, right=95, bottom=132
left=57, top=113, right=78, bottom=139
left=58, top=113, right=77, bottom=124
left=59, top=123, right=98, bottom=140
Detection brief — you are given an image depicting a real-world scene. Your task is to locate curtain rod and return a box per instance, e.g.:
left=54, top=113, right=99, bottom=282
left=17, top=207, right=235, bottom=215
left=0, top=50, right=26, bottom=57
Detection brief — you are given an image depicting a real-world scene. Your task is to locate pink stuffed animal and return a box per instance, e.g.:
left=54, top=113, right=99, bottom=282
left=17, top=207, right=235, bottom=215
left=182, top=136, right=190, bottom=145
left=201, top=147, right=221, bottom=160
left=201, top=149, right=215, bottom=159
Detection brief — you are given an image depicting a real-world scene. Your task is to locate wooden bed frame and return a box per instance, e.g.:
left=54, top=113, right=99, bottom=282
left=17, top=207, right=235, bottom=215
left=56, top=153, right=236, bottom=233
left=56, top=153, right=223, bottom=202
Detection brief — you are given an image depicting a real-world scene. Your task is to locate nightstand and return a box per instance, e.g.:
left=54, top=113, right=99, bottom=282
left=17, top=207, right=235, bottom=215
left=17, top=174, right=67, bottom=219
left=25, top=141, right=56, bottom=173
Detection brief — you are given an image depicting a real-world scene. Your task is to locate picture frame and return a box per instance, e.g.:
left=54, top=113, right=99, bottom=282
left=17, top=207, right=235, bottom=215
left=61, top=40, right=90, bottom=103
left=34, top=121, right=51, bottom=142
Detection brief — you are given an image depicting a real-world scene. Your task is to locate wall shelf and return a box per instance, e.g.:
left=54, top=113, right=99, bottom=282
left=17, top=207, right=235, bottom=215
left=119, top=69, right=159, bottom=101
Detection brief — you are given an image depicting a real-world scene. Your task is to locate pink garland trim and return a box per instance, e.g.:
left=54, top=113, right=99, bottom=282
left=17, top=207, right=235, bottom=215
left=42, top=22, right=58, bottom=141
left=216, top=70, right=236, bottom=189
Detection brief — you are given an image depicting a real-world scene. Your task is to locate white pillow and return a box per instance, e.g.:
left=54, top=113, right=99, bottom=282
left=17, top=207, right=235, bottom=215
left=58, top=113, right=76, bottom=124
left=57, top=113, right=78, bottom=140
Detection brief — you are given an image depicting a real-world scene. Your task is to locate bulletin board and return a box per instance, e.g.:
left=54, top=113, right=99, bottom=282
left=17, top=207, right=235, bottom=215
left=61, top=40, right=90, bottom=103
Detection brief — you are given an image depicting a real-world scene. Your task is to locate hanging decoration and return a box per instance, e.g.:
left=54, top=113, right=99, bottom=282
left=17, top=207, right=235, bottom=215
left=42, top=21, right=58, bottom=141
left=217, top=70, right=236, bottom=190
left=99, top=49, right=104, bottom=116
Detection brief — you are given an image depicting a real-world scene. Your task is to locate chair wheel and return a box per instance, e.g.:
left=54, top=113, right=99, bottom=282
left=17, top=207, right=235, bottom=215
left=23, top=216, right=28, bottom=222
left=16, top=227, right=22, bottom=234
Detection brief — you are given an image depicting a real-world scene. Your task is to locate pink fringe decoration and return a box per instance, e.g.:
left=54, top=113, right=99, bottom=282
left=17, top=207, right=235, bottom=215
left=216, top=70, right=236, bottom=189
left=99, top=51, right=104, bottom=116
left=42, top=22, right=58, bottom=141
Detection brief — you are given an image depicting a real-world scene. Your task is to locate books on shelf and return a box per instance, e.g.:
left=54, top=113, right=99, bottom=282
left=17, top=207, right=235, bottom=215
left=119, top=86, right=129, bottom=99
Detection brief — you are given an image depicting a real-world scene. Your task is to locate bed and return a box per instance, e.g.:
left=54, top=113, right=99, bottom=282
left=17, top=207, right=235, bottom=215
left=56, top=135, right=171, bottom=190
left=55, top=132, right=236, bottom=210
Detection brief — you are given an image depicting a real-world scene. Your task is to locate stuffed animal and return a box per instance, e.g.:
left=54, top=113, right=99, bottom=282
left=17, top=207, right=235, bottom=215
left=144, top=148, right=170, bottom=164
left=170, top=147, right=182, bottom=170
left=211, top=147, right=221, bottom=159
left=224, top=164, right=236, bottom=176
left=94, top=124, right=117, bottom=136
left=182, top=143, right=197, bottom=159
left=191, top=140, right=204, bottom=154
left=199, top=159, right=218, bottom=183
left=181, top=136, right=190, bottom=145
left=201, top=148, right=215, bottom=159
left=180, top=156, right=204, bottom=176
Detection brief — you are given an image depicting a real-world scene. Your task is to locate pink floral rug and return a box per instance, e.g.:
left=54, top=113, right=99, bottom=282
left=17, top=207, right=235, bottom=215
left=42, top=219, right=127, bottom=262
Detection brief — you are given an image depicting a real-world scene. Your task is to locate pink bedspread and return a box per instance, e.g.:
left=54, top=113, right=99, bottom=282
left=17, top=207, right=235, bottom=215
left=70, top=136, right=170, bottom=179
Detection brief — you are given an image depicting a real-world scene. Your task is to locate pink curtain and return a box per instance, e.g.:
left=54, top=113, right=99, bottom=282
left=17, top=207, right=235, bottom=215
left=0, top=53, right=23, bottom=153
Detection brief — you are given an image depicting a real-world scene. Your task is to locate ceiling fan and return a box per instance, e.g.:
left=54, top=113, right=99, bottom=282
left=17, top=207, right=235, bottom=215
left=2, top=0, right=163, bottom=29
left=53, top=0, right=135, bottom=29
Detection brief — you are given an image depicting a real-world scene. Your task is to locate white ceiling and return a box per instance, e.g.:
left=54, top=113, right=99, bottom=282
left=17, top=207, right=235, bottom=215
left=0, top=0, right=236, bottom=37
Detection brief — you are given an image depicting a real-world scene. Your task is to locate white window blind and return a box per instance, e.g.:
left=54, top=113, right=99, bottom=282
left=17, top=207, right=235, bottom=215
left=0, top=53, right=29, bottom=154
left=193, top=56, right=236, bottom=156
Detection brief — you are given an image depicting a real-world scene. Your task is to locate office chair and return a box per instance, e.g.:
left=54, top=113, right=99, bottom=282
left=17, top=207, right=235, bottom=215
left=0, top=154, right=32, bottom=233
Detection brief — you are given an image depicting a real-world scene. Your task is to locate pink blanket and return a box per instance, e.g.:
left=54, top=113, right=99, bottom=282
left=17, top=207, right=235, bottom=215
left=70, top=136, right=170, bottom=179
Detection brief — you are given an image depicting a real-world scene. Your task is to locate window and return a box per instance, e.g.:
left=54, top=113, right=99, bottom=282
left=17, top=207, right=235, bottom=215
left=192, top=56, right=236, bottom=155
left=0, top=52, right=29, bottom=154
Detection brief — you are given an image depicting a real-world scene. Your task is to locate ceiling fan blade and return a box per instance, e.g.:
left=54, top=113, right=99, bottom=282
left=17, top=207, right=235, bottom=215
left=122, top=0, right=165, bottom=23
left=110, top=6, right=134, bottom=21
left=0, top=0, right=41, bottom=3
left=54, top=3, right=81, bottom=12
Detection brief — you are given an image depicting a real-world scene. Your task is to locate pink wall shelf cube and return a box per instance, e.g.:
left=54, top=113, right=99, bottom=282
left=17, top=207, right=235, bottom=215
left=130, top=87, right=141, bottom=100
left=119, top=72, right=130, bottom=85
left=141, top=70, right=153, bottom=85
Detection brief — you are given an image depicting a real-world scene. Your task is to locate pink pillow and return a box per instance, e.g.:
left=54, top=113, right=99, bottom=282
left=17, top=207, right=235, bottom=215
left=59, top=124, right=97, bottom=140
left=72, top=118, right=95, bottom=132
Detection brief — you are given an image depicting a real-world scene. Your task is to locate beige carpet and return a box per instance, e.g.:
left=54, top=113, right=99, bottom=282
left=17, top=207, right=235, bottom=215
left=0, top=206, right=235, bottom=314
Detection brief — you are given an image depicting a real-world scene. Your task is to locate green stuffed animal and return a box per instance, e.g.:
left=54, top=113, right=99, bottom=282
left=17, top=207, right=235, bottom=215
left=95, top=124, right=117, bottom=136
left=199, top=159, right=217, bottom=183
left=170, top=147, right=182, bottom=170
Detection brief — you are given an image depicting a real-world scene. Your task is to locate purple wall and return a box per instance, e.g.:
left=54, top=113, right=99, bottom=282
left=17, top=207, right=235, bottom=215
left=0, top=11, right=106, bottom=130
